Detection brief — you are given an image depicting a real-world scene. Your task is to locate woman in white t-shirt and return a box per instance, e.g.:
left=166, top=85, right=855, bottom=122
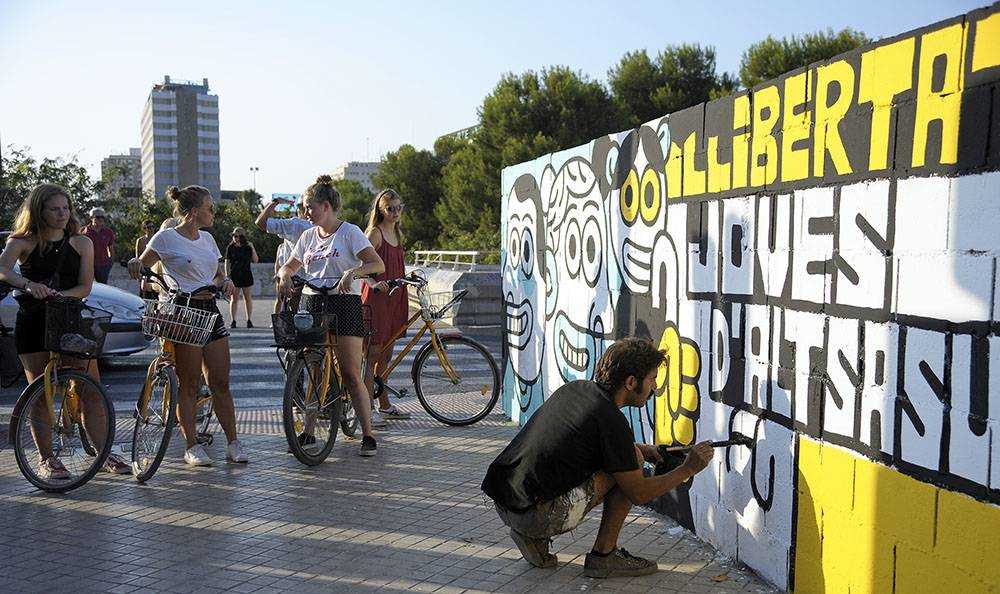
left=127, top=185, right=248, bottom=467
left=278, top=175, right=385, bottom=457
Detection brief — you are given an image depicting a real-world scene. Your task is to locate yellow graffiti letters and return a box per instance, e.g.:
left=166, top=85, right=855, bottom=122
left=654, top=324, right=702, bottom=446
left=751, top=85, right=780, bottom=187
left=912, top=22, right=967, bottom=167
left=813, top=60, right=855, bottom=177
left=859, top=37, right=915, bottom=171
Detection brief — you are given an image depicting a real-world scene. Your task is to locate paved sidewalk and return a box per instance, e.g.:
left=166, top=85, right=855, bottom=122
left=0, top=404, right=777, bottom=593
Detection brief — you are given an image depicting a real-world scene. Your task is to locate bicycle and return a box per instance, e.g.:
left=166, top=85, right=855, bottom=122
left=2, top=289, right=116, bottom=492
left=273, top=277, right=365, bottom=442
left=371, top=271, right=500, bottom=426
left=129, top=268, right=220, bottom=483
left=273, top=275, right=374, bottom=466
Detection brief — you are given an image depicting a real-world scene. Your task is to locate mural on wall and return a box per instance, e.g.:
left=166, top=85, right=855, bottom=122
left=501, top=7, right=1000, bottom=591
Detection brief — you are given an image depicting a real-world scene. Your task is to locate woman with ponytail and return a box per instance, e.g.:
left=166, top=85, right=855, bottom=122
left=278, top=175, right=385, bottom=457
left=128, top=185, right=248, bottom=467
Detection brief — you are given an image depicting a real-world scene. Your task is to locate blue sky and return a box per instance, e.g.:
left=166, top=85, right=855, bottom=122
left=0, top=0, right=983, bottom=200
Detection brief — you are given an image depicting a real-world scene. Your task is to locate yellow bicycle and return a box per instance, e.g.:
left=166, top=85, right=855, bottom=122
left=3, top=291, right=115, bottom=492
left=130, top=268, right=220, bottom=482
left=372, top=271, right=500, bottom=426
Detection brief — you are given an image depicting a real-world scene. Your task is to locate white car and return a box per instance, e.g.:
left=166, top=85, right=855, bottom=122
left=0, top=281, right=152, bottom=358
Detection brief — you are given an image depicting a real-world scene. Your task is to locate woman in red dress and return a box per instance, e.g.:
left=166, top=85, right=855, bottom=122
left=361, top=189, right=412, bottom=425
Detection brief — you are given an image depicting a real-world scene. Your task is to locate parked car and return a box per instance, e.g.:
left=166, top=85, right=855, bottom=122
left=0, top=232, right=152, bottom=360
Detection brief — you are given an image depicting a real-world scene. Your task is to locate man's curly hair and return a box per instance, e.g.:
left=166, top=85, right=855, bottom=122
left=593, top=337, right=666, bottom=394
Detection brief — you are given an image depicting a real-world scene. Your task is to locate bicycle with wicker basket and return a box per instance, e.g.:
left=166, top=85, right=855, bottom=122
left=129, top=268, right=221, bottom=482
left=371, top=271, right=500, bottom=426
left=273, top=275, right=379, bottom=466
left=1, top=287, right=116, bottom=492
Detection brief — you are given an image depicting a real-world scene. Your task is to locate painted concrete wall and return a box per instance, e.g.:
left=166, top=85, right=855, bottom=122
left=500, top=6, right=1000, bottom=591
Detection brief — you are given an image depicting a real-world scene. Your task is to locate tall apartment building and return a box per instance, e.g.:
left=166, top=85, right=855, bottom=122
left=332, top=161, right=380, bottom=193
left=100, top=148, right=142, bottom=201
left=140, top=76, right=220, bottom=200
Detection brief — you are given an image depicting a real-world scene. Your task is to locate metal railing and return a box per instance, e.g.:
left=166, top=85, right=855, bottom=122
left=412, top=250, right=480, bottom=271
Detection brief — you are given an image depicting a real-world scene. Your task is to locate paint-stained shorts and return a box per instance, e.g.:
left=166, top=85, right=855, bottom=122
left=495, top=475, right=598, bottom=539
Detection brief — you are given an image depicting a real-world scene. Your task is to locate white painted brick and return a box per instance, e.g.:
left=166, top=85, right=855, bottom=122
left=736, top=502, right=765, bottom=540
left=709, top=306, right=733, bottom=396
left=824, top=317, right=860, bottom=440
left=899, top=328, right=945, bottom=472
left=744, top=304, right=770, bottom=409
left=758, top=423, right=796, bottom=542
left=990, top=337, right=1000, bottom=422
left=784, top=310, right=826, bottom=426
left=991, top=421, right=1000, bottom=491
left=833, top=251, right=891, bottom=310
left=736, top=525, right=790, bottom=589
left=894, top=254, right=993, bottom=323
left=791, top=187, right=834, bottom=304
left=839, top=179, right=891, bottom=254
left=722, top=197, right=755, bottom=296
left=687, top=200, right=719, bottom=294
left=693, top=495, right=738, bottom=558
left=756, top=195, right=792, bottom=299
left=697, top=395, right=733, bottom=445
left=949, top=172, right=1000, bottom=252
left=689, top=451, right=722, bottom=503
left=769, top=309, right=793, bottom=419
left=860, top=321, right=898, bottom=455
left=947, top=335, right=990, bottom=484
left=895, top=176, right=951, bottom=254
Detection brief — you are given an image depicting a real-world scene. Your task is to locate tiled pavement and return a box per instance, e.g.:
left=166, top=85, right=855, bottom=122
left=0, top=403, right=777, bottom=593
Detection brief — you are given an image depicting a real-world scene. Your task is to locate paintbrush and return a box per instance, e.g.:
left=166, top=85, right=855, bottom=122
left=656, top=432, right=753, bottom=455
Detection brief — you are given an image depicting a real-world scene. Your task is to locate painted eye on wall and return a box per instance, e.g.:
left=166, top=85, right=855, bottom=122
left=582, top=215, right=602, bottom=287
left=565, top=218, right=582, bottom=279
left=620, top=168, right=639, bottom=225
left=640, top=166, right=661, bottom=225
left=508, top=228, right=520, bottom=269
left=521, top=229, right=534, bottom=278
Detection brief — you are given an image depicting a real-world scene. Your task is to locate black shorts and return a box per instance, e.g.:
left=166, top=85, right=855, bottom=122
left=15, top=307, right=48, bottom=354
left=185, top=298, right=230, bottom=344
left=304, top=294, right=368, bottom=337
left=231, top=270, right=254, bottom=289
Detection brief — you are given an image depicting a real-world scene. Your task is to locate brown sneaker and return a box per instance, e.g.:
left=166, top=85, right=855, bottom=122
left=509, top=528, right=558, bottom=568
left=38, top=457, right=70, bottom=480
left=584, top=548, right=657, bottom=578
left=101, top=453, right=131, bottom=475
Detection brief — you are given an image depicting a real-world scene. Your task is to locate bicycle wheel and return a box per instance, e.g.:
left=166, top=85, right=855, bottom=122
left=131, top=366, right=177, bottom=483
left=195, top=390, right=214, bottom=446
left=283, top=352, right=342, bottom=466
left=11, top=369, right=114, bottom=492
left=340, top=393, right=359, bottom=438
left=412, top=335, right=500, bottom=426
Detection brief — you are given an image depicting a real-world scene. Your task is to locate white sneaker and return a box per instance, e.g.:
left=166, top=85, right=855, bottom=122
left=371, top=409, right=389, bottom=429
left=184, top=444, right=214, bottom=466
left=226, top=439, right=249, bottom=463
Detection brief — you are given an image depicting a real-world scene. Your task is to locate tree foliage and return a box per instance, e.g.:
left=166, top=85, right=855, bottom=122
left=0, top=146, right=103, bottom=230
left=332, top=179, right=374, bottom=229
left=739, top=28, right=871, bottom=89
left=609, top=44, right=730, bottom=127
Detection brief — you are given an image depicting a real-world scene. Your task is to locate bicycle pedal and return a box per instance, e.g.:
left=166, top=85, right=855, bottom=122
left=396, top=388, right=410, bottom=398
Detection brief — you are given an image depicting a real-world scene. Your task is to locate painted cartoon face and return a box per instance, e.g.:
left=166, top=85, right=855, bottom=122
left=541, top=156, right=616, bottom=386
left=606, top=120, right=672, bottom=295
left=503, top=174, right=545, bottom=391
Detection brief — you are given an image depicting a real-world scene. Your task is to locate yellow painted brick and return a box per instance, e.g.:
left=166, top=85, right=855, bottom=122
left=841, top=518, right=895, bottom=594
left=852, top=456, right=936, bottom=551
left=794, top=436, right=825, bottom=593
left=934, top=489, right=1000, bottom=587
left=817, top=443, right=855, bottom=513
left=820, top=512, right=854, bottom=592
left=895, top=543, right=996, bottom=594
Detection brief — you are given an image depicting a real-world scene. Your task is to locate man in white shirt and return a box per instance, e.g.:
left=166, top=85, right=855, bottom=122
left=256, top=197, right=312, bottom=313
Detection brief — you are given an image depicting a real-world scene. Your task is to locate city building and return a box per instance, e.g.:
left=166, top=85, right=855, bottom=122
left=140, top=76, right=220, bottom=200
left=100, top=148, right=142, bottom=201
left=331, top=161, right=380, bottom=193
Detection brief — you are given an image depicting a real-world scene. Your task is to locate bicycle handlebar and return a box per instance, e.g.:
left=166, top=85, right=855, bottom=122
left=139, top=267, right=222, bottom=300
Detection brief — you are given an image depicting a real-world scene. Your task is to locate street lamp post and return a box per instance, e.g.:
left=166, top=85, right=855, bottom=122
left=249, top=166, right=259, bottom=192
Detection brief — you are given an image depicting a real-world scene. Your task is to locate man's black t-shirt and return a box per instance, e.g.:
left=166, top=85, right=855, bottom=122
left=481, top=380, right=640, bottom=512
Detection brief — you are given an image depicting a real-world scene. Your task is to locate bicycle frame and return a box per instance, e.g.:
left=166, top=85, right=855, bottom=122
left=372, top=306, right=461, bottom=392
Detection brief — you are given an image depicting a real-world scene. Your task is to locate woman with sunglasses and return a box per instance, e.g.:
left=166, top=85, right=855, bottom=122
left=225, top=227, right=259, bottom=328
left=277, top=175, right=385, bottom=457
left=128, top=185, right=247, bottom=466
left=361, top=189, right=412, bottom=426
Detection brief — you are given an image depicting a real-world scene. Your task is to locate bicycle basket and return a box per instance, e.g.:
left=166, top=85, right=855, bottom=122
left=271, top=311, right=336, bottom=348
left=44, top=299, right=111, bottom=358
left=141, top=299, right=218, bottom=346
left=418, top=289, right=466, bottom=320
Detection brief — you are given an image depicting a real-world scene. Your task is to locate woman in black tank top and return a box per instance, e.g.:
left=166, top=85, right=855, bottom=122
left=0, top=183, right=130, bottom=476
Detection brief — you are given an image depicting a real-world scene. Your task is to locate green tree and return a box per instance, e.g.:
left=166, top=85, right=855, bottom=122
left=437, top=67, right=618, bottom=258
left=609, top=44, right=730, bottom=127
left=372, top=144, right=445, bottom=251
left=332, top=179, right=374, bottom=229
left=739, top=28, right=870, bottom=89
left=0, top=145, right=103, bottom=230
